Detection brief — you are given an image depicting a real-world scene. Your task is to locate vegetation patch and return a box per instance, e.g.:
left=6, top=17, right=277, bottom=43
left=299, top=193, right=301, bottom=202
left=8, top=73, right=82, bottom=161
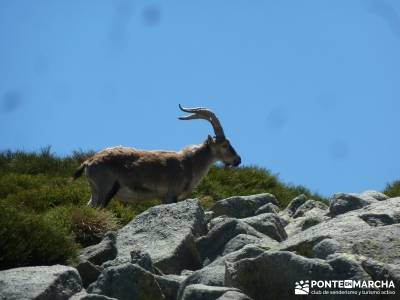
left=384, top=180, right=400, bottom=198
left=0, top=200, right=78, bottom=270
left=0, top=148, right=338, bottom=270
left=193, top=165, right=324, bottom=209
left=45, top=205, right=119, bottom=247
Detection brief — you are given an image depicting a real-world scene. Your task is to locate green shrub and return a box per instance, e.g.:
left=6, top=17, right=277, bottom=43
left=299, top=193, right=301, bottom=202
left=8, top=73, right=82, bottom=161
left=0, top=173, right=48, bottom=199
left=384, top=180, right=400, bottom=198
left=107, top=199, right=161, bottom=226
left=45, top=205, right=118, bottom=247
left=0, top=200, right=78, bottom=270
left=0, top=148, right=80, bottom=177
left=193, top=165, right=325, bottom=209
left=3, top=177, right=90, bottom=212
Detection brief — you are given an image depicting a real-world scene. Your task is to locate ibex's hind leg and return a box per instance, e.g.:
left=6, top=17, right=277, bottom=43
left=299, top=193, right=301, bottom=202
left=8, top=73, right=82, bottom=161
left=103, top=181, right=120, bottom=207
left=87, top=180, right=100, bottom=207
left=87, top=178, right=119, bottom=208
left=87, top=187, right=99, bottom=207
left=162, top=192, right=178, bottom=204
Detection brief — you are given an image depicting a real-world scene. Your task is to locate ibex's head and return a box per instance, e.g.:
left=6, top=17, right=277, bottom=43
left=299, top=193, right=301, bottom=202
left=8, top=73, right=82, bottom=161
left=179, top=104, right=241, bottom=167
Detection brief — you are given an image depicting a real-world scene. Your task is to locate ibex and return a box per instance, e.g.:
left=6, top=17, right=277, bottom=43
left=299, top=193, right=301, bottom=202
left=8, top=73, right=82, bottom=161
left=73, top=105, right=241, bottom=208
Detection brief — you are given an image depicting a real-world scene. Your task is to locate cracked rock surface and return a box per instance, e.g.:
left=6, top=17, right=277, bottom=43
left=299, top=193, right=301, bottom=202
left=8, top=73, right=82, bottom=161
left=1, top=192, right=399, bottom=300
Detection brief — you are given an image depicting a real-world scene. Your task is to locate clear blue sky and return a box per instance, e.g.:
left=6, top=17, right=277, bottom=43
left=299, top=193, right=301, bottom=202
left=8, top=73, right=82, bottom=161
left=1, top=0, right=399, bottom=196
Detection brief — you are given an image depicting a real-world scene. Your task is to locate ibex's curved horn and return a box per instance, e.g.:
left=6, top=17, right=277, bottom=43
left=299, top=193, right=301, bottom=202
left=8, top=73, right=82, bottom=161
left=178, top=104, right=225, bottom=139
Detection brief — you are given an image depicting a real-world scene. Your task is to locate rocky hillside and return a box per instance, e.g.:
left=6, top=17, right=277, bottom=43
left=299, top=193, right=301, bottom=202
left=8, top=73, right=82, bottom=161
left=1, top=191, right=399, bottom=300
left=0, top=149, right=326, bottom=270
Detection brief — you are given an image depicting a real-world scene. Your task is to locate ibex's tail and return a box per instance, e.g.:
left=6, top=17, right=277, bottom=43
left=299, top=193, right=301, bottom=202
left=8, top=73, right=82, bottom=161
left=72, top=164, right=86, bottom=180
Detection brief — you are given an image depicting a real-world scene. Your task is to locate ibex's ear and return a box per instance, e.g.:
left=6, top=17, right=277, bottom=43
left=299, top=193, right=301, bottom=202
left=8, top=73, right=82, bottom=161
left=206, top=135, right=214, bottom=144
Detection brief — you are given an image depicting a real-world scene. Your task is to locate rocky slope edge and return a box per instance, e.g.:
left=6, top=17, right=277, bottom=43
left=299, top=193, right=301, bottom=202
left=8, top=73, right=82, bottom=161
left=1, top=191, right=399, bottom=300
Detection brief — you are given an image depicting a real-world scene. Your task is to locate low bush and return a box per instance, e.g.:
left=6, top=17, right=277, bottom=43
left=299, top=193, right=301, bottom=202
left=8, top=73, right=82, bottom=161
left=0, top=147, right=79, bottom=177
left=384, top=180, right=400, bottom=198
left=0, top=200, right=78, bottom=270
left=3, top=180, right=89, bottom=212
left=193, top=165, right=324, bottom=209
left=107, top=199, right=161, bottom=226
left=45, top=205, right=119, bottom=247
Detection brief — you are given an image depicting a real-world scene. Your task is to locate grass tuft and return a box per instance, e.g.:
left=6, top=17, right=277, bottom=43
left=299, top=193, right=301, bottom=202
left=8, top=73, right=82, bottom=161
left=383, top=180, right=400, bottom=198
left=45, top=205, right=119, bottom=247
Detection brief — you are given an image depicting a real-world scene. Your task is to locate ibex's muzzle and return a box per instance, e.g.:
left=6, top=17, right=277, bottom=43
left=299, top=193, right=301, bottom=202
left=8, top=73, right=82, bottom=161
left=233, top=156, right=241, bottom=167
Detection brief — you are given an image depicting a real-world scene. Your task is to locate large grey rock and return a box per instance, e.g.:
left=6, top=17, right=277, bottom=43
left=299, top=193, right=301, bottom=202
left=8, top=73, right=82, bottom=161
left=204, top=211, right=215, bottom=224
left=242, top=213, right=287, bottom=241
left=284, top=194, right=308, bottom=217
left=114, top=199, right=207, bottom=274
left=181, top=269, right=195, bottom=276
left=300, top=215, right=327, bottom=230
left=208, top=216, right=229, bottom=229
left=196, top=218, right=276, bottom=265
left=312, top=238, right=342, bottom=259
left=79, top=231, right=117, bottom=266
left=181, top=284, right=240, bottom=300
left=154, top=274, right=186, bottom=300
left=220, top=234, right=261, bottom=257
left=292, top=200, right=328, bottom=218
left=216, top=291, right=252, bottom=300
left=87, top=263, right=164, bottom=300
left=360, top=190, right=389, bottom=201
left=355, top=197, right=400, bottom=225
left=178, top=263, right=226, bottom=295
left=101, top=247, right=164, bottom=275
left=360, top=258, right=400, bottom=287
left=283, top=207, right=330, bottom=237
left=225, top=251, right=371, bottom=300
left=210, top=193, right=278, bottom=219
left=178, top=245, right=265, bottom=299
left=130, top=248, right=156, bottom=273
left=76, top=260, right=103, bottom=288
left=255, top=203, right=280, bottom=215
left=69, top=291, right=117, bottom=300
left=278, top=213, right=370, bottom=257
left=281, top=195, right=329, bottom=233
left=329, top=193, right=377, bottom=216
left=278, top=198, right=400, bottom=265
left=321, top=224, right=400, bottom=264
left=0, top=265, right=82, bottom=300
